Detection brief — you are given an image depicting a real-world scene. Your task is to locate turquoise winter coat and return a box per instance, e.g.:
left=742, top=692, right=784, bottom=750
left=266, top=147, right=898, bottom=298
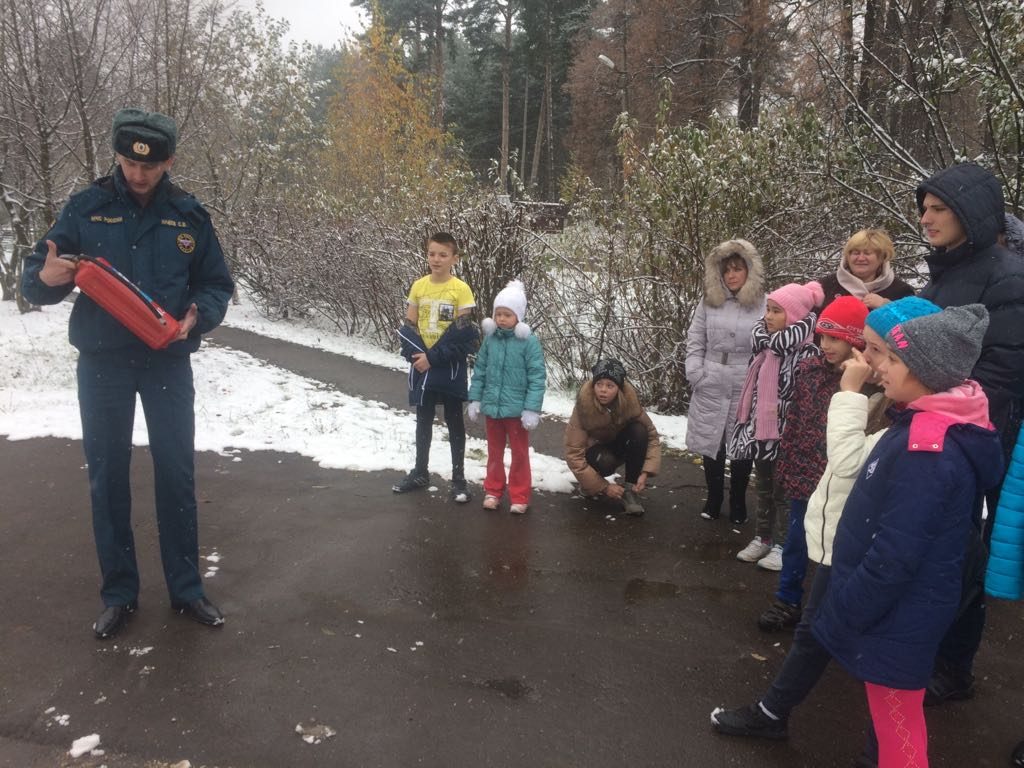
left=987, top=422, right=1024, bottom=600
left=467, top=320, right=546, bottom=418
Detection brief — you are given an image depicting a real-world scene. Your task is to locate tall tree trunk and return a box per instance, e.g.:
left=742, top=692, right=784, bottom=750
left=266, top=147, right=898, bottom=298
left=499, top=2, right=511, bottom=192
left=520, top=74, right=529, bottom=182
left=529, top=85, right=546, bottom=191
left=432, top=0, right=446, bottom=130
left=736, top=0, right=767, bottom=130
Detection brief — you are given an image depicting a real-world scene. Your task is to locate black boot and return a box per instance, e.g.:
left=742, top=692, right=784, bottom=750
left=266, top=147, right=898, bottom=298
left=450, top=462, right=471, bottom=503
left=729, top=459, right=752, bottom=525
left=700, top=453, right=725, bottom=520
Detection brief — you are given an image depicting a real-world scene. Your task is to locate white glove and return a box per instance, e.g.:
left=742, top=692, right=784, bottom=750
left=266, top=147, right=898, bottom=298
left=521, top=410, right=541, bottom=430
left=467, top=402, right=481, bottom=422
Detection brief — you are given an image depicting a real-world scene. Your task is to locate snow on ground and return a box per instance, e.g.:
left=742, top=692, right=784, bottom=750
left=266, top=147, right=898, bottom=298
left=221, top=294, right=690, bottom=446
left=0, top=295, right=689, bottom=494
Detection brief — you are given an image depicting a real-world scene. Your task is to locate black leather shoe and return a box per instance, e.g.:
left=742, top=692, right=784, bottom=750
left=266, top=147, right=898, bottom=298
left=93, top=602, right=137, bottom=640
left=172, top=597, right=225, bottom=627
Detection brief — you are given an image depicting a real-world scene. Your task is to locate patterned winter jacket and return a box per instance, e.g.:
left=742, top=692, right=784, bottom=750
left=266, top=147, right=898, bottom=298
left=727, top=314, right=819, bottom=462
left=776, top=354, right=842, bottom=500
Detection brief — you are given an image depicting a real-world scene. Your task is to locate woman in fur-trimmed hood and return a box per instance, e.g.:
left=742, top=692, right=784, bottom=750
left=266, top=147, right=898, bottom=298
left=684, top=238, right=765, bottom=524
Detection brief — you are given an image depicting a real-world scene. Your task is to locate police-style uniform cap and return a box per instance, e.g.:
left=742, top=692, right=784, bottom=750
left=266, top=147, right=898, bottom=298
left=112, top=108, right=177, bottom=162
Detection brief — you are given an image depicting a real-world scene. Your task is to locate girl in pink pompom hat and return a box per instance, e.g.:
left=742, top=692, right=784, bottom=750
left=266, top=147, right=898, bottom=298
left=728, top=280, right=824, bottom=566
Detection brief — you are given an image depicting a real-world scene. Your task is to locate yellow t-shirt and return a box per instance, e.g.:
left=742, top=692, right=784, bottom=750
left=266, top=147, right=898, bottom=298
left=407, top=275, right=476, bottom=348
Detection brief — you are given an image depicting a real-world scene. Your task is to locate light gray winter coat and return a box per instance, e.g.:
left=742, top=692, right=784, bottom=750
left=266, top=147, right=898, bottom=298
left=684, top=239, right=765, bottom=458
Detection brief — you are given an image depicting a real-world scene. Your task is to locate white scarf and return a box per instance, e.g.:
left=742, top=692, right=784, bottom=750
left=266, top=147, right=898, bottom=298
left=835, top=259, right=896, bottom=298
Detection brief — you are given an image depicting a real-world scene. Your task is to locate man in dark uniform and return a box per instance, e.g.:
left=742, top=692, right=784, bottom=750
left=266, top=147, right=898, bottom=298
left=21, top=108, right=234, bottom=639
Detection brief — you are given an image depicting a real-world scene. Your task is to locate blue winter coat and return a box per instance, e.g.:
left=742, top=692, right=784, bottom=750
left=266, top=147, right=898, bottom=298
left=987, top=423, right=1024, bottom=599
left=812, top=404, right=1003, bottom=689
left=467, top=320, right=546, bottom=418
left=21, top=170, right=234, bottom=356
left=398, top=317, right=479, bottom=405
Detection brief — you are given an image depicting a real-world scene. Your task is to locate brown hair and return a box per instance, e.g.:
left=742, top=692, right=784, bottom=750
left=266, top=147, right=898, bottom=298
left=720, top=254, right=747, bottom=274
left=427, top=231, right=459, bottom=255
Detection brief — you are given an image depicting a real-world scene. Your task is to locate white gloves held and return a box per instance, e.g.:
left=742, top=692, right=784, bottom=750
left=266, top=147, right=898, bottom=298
left=468, top=403, right=541, bottom=430
left=521, top=410, right=541, bottom=431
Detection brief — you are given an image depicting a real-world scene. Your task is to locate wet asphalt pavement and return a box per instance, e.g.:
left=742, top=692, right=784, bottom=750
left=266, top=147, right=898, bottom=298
left=1, top=326, right=1022, bottom=768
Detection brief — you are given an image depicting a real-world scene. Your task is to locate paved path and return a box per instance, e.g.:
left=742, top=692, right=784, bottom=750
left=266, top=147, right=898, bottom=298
left=1, top=327, right=1021, bottom=767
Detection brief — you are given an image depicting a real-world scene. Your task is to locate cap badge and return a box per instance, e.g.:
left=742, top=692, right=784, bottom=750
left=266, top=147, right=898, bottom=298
left=133, top=141, right=150, bottom=156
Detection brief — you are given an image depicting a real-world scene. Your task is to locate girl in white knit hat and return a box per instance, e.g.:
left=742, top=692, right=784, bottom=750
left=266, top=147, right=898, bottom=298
left=466, top=280, right=547, bottom=513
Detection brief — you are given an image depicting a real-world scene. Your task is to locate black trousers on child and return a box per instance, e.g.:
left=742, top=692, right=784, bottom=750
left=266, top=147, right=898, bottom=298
left=584, top=421, right=648, bottom=484
left=415, top=389, right=466, bottom=480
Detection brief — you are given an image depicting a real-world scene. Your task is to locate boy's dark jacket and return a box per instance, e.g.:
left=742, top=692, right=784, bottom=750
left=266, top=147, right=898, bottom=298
left=917, top=163, right=1024, bottom=437
left=812, top=397, right=1003, bottom=690
left=398, top=317, right=479, bottom=405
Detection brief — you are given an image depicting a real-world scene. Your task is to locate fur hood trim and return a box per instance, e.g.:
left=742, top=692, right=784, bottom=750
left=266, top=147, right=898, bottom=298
left=704, top=239, right=765, bottom=309
left=482, top=317, right=532, bottom=339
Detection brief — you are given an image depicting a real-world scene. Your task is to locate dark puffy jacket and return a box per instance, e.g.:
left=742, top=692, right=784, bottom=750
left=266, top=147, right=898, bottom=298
left=21, top=170, right=234, bottom=356
left=916, top=163, right=1024, bottom=438
left=812, top=399, right=1004, bottom=689
left=398, top=317, right=479, bottom=405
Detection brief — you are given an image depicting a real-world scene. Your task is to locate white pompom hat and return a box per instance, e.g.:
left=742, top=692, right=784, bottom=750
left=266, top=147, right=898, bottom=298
left=482, top=279, right=532, bottom=339
left=493, top=279, right=527, bottom=322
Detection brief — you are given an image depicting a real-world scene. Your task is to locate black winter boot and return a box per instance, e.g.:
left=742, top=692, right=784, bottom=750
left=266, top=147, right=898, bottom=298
left=728, top=459, right=752, bottom=525
left=700, top=453, right=726, bottom=520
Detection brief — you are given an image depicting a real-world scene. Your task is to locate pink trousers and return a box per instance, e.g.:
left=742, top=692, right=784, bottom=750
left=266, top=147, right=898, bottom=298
left=865, top=682, right=928, bottom=768
left=484, top=417, right=532, bottom=505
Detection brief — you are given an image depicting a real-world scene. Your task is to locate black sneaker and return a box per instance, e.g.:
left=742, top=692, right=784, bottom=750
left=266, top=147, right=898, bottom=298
left=710, top=703, right=787, bottom=740
left=1011, top=740, right=1024, bottom=768
left=923, top=665, right=974, bottom=706
left=758, top=600, right=802, bottom=632
left=393, top=471, right=429, bottom=493
left=451, top=479, right=471, bottom=503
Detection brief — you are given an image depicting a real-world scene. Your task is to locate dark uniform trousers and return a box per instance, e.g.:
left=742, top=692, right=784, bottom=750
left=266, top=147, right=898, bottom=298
left=78, top=351, right=202, bottom=607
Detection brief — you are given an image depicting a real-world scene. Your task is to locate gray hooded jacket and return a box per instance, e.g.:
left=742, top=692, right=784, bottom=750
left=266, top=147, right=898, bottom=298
left=684, top=239, right=766, bottom=457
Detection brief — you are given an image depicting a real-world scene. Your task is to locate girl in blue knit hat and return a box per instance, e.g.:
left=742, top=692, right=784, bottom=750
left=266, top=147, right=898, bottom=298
left=812, top=297, right=1003, bottom=768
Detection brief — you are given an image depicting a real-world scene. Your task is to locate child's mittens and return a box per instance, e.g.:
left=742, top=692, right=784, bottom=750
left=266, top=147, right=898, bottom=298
left=521, top=410, right=541, bottom=430
left=467, top=401, right=481, bottom=422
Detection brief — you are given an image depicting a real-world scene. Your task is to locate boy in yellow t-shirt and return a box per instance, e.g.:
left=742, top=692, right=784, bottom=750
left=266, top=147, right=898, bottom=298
left=394, top=232, right=479, bottom=502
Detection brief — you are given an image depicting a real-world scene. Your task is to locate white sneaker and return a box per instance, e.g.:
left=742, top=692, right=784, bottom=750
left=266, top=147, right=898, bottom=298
left=737, top=536, right=772, bottom=563
left=482, top=495, right=500, bottom=510
left=510, top=503, right=528, bottom=515
left=757, top=544, right=784, bottom=571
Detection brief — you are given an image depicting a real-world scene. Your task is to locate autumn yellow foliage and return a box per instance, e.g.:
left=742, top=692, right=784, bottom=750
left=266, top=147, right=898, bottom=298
left=326, top=7, right=455, bottom=209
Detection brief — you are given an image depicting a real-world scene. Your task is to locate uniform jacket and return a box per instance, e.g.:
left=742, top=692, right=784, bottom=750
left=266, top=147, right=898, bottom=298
left=564, top=380, right=661, bottom=495
left=986, top=422, right=1024, bottom=599
left=776, top=354, right=842, bottom=500
left=804, top=391, right=888, bottom=566
left=812, top=382, right=1003, bottom=689
left=21, top=170, right=234, bottom=356
left=467, top=320, right=546, bottom=418
left=684, top=239, right=765, bottom=458
left=917, top=163, right=1024, bottom=438
left=398, top=316, right=479, bottom=405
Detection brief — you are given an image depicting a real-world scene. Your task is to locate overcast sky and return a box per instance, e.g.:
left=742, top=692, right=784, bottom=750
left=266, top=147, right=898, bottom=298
left=236, top=0, right=367, bottom=49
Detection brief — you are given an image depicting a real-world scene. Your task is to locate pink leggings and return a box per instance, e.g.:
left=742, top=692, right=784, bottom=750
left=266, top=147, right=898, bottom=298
left=865, top=682, right=928, bottom=768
